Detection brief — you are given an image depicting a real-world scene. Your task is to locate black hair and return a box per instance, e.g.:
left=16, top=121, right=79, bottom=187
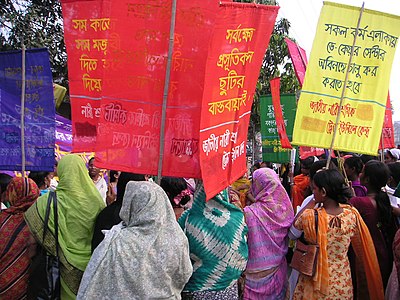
left=387, top=162, right=400, bottom=186
left=88, top=157, right=95, bottom=164
left=116, top=172, right=146, bottom=203
left=309, top=159, right=338, bottom=181
left=360, top=155, right=378, bottom=164
left=0, top=173, right=13, bottom=194
left=28, top=171, right=50, bottom=189
left=363, top=160, right=393, bottom=227
left=261, top=161, right=273, bottom=169
left=344, top=156, right=364, bottom=175
left=312, top=169, right=352, bottom=204
left=363, top=160, right=397, bottom=257
left=300, top=156, right=314, bottom=169
left=109, top=170, right=119, bottom=183
left=160, top=177, right=190, bottom=207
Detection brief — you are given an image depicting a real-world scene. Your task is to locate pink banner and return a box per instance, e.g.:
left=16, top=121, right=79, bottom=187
left=285, top=38, right=308, bottom=86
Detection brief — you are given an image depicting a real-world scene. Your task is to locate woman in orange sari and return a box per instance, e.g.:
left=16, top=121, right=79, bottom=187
left=291, top=157, right=314, bottom=210
left=293, top=169, right=384, bottom=300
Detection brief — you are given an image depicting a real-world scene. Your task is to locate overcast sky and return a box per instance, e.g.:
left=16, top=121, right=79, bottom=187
left=278, top=0, right=400, bottom=120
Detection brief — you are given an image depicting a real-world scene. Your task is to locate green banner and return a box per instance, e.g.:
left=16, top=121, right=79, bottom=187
left=260, top=94, right=297, bottom=163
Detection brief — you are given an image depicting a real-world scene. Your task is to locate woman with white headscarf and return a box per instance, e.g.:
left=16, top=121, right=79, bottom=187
left=385, top=148, right=400, bottom=164
left=77, top=181, right=193, bottom=299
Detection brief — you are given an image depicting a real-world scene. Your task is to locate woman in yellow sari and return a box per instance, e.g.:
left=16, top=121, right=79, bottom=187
left=25, top=155, right=105, bottom=299
left=293, top=169, right=384, bottom=300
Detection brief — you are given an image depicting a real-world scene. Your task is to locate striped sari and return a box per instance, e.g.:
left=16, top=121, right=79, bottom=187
left=0, top=177, right=39, bottom=299
left=244, top=168, right=294, bottom=299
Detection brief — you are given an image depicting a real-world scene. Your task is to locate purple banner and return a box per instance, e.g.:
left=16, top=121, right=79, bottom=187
left=55, top=114, right=72, bottom=154
left=0, top=48, right=55, bottom=171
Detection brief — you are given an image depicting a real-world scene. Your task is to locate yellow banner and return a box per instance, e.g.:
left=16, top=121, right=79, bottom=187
left=292, top=1, right=400, bottom=155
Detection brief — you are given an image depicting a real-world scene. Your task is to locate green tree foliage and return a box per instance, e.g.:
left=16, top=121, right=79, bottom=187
left=0, top=0, right=67, bottom=86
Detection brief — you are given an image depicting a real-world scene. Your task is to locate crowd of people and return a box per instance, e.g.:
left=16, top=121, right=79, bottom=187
left=1, top=150, right=400, bottom=299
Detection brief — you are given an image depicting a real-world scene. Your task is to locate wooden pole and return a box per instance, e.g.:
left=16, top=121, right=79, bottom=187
left=21, top=43, right=26, bottom=174
left=326, top=2, right=365, bottom=168
left=157, top=0, right=177, bottom=184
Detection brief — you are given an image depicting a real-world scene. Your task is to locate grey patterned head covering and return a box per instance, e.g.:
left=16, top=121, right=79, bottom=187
left=120, top=181, right=176, bottom=227
left=77, top=181, right=193, bottom=299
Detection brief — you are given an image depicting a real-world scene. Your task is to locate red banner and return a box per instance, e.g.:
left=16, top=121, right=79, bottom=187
left=285, top=38, right=307, bottom=87
left=62, top=1, right=279, bottom=189
left=62, top=0, right=218, bottom=177
left=299, top=146, right=326, bottom=159
left=61, top=0, right=111, bottom=152
left=270, top=77, right=292, bottom=149
left=199, top=2, right=279, bottom=199
left=379, top=93, right=395, bottom=149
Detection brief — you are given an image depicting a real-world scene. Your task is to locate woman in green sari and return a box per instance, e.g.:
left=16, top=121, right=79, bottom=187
left=25, top=154, right=105, bottom=299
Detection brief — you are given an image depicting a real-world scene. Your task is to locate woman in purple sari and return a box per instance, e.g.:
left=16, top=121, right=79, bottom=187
left=344, top=155, right=367, bottom=197
left=243, top=168, right=294, bottom=299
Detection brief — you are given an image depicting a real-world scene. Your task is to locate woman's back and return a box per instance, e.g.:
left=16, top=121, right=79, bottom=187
left=350, top=196, right=395, bottom=287
left=78, top=181, right=193, bottom=299
left=293, top=207, right=356, bottom=299
left=178, top=183, right=248, bottom=294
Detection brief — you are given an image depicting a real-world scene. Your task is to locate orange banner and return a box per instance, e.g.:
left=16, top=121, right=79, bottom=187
left=199, top=2, right=279, bottom=199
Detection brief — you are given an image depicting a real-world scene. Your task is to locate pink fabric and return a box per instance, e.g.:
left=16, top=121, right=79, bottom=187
left=244, top=168, right=294, bottom=271
left=173, top=188, right=192, bottom=205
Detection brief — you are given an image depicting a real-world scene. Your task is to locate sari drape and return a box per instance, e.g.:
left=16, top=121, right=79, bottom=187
left=25, top=155, right=105, bottom=298
left=300, top=205, right=384, bottom=300
left=0, top=177, right=39, bottom=299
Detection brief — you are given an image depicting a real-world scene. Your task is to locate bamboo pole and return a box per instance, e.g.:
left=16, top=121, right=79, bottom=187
left=380, top=129, right=385, bottom=162
left=21, top=43, right=26, bottom=174
left=157, top=0, right=177, bottom=184
left=326, top=3, right=365, bottom=168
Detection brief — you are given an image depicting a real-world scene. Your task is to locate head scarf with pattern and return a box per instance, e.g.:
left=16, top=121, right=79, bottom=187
left=244, top=167, right=294, bottom=271
left=178, top=181, right=248, bottom=292
left=77, top=181, right=192, bottom=299
left=5, top=177, right=39, bottom=214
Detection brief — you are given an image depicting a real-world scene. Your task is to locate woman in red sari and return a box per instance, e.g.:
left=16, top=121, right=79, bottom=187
left=349, top=160, right=398, bottom=289
left=0, top=177, right=40, bottom=299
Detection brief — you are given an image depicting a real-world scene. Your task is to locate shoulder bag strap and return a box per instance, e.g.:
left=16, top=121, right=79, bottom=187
left=52, top=191, right=59, bottom=257
left=42, top=192, right=54, bottom=244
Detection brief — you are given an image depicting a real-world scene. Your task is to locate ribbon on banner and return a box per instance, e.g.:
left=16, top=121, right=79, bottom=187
left=285, top=38, right=308, bottom=86
left=270, top=77, right=292, bottom=149
left=0, top=49, right=55, bottom=171
left=292, top=2, right=400, bottom=155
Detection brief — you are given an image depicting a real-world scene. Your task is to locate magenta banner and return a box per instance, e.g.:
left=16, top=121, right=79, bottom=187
left=285, top=38, right=308, bottom=86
